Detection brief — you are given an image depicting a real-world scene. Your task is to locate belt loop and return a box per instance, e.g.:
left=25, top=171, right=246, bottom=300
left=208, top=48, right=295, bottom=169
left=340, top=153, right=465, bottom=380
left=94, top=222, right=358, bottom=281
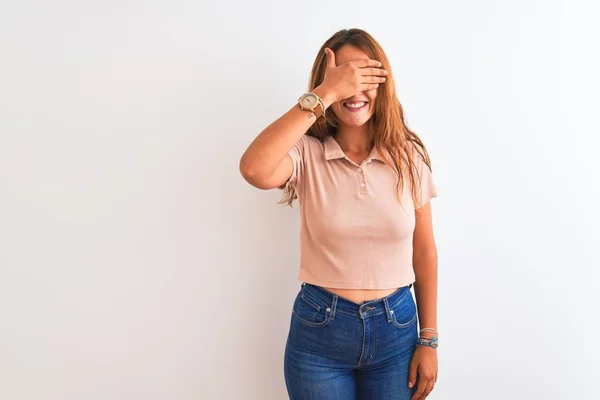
left=382, top=297, right=392, bottom=322
left=330, top=295, right=338, bottom=320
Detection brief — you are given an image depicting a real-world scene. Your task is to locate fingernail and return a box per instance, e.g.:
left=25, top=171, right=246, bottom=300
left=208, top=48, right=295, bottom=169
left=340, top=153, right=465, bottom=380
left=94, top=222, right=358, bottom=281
left=408, top=382, right=413, bottom=388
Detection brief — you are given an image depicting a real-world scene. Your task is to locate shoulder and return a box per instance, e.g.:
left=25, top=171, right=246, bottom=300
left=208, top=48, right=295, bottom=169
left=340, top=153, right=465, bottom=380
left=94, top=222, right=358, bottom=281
left=301, top=134, right=323, bottom=148
left=294, top=134, right=325, bottom=157
left=406, top=140, right=432, bottom=170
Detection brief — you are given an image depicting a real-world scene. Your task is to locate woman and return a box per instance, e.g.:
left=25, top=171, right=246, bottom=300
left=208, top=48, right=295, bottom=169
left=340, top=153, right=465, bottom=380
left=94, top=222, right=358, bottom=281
left=239, top=28, right=439, bottom=400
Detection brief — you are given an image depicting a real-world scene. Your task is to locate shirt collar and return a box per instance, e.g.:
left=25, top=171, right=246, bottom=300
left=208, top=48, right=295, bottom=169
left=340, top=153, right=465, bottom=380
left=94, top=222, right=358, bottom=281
left=323, top=135, right=387, bottom=163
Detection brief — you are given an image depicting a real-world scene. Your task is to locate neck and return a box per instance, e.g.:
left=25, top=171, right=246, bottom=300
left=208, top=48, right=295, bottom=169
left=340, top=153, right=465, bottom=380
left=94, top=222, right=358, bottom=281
left=334, top=121, right=374, bottom=153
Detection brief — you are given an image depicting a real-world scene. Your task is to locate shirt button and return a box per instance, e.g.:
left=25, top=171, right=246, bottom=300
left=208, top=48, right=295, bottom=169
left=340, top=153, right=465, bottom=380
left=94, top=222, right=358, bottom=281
left=357, top=168, right=362, bottom=173
left=360, top=183, right=366, bottom=188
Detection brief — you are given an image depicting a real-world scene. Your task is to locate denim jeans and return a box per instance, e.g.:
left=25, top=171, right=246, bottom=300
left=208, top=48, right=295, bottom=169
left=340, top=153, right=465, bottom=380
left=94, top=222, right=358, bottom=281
left=284, top=282, right=419, bottom=399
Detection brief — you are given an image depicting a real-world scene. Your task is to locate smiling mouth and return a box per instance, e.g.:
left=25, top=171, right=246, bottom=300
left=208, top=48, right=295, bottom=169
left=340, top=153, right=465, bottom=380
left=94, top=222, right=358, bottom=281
left=343, top=101, right=369, bottom=110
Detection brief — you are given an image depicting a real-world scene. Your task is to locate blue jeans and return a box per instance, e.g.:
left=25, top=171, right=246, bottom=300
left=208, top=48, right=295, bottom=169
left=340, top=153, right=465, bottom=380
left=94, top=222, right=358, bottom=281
left=284, top=282, right=419, bottom=399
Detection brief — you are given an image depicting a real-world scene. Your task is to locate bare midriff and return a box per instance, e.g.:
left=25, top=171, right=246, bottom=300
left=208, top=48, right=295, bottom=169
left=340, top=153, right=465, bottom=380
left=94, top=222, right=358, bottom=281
left=322, top=287, right=399, bottom=305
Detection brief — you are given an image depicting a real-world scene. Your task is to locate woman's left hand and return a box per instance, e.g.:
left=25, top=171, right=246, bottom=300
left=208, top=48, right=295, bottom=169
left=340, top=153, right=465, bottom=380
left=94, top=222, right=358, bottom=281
left=408, top=345, right=438, bottom=400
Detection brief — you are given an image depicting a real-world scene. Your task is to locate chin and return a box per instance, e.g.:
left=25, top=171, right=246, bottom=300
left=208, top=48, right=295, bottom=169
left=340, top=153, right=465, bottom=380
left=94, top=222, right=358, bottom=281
left=340, top=119, right=370, bottom=127
left=338, top=114, right=374, bottom=127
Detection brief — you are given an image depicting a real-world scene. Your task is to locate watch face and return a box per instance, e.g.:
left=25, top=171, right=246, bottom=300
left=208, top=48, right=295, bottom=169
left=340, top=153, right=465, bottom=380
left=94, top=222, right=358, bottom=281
left=300, top=93, right=318, bottom=108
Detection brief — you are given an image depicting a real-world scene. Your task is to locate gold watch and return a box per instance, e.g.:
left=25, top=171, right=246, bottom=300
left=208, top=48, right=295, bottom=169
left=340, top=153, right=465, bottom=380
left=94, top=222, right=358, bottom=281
left=298, top=92, right=326, bottom=121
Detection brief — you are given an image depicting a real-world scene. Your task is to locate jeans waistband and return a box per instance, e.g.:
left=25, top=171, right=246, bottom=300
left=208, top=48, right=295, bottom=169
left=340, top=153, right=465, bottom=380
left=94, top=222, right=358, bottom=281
left=299, top=282, right=413, bottom=320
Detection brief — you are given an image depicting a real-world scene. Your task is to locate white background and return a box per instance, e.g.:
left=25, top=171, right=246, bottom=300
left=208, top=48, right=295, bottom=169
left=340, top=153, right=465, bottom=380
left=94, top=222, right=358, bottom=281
left=1, top=1, right=599, bottom=399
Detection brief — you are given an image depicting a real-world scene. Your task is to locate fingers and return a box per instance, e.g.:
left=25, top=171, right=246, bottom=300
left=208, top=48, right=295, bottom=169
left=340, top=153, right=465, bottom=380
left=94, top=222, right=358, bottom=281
left=324, top=48, right=336, bottom=68
left=355, top=58, right=383, bottom=68
left=408, top=362, right=418, bottom=390
left=410, top=366, right=436, bottom=400
left=412, top=379, right=435, bottom=400
left=362, top=76, right=386, bottom=84
left=424, top=380, right=435, bottom=398
left=360, top=83, right=380, bottom=91
left=360, top=67, right=388, bottom=77
left=411, top=378, right=427, bottom=400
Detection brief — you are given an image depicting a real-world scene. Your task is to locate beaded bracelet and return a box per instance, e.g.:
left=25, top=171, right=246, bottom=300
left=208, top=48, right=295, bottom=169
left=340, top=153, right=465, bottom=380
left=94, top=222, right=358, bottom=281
left=416, top=336, right=438, bottom=349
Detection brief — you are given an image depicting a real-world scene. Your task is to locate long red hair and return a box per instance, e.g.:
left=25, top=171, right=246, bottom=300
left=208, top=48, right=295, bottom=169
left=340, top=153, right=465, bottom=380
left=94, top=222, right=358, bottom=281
left=280, top=28, right=434, bottom=208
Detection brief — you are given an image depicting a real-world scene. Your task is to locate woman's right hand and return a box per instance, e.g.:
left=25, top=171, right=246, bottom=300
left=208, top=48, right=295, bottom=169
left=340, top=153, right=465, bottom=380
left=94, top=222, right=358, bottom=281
left=317, top=47, right=388, bottom=104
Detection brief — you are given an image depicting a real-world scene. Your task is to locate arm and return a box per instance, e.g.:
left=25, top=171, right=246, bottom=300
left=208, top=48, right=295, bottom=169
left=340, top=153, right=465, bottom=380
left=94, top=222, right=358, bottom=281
left=413, top=201, right=438, bottom=333
left=408, top=201, right=439, bottom=397
left=239, top=48, right=386, bottom=190
left=239, top=86, right=335, bottom=190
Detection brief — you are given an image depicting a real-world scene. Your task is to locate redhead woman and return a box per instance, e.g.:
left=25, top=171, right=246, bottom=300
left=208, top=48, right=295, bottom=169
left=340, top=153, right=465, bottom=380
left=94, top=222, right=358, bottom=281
left=239, top=28, right=439, bottom=400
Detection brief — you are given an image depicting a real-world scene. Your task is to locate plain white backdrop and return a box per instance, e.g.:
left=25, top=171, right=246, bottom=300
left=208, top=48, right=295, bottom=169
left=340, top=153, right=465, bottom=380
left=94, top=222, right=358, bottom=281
left=1, top=0, right=599, bottom=399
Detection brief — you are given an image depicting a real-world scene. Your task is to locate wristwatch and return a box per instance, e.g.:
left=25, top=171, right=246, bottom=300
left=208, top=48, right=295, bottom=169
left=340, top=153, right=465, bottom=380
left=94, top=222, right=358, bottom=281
left=298, top=92, right=326, bottom=121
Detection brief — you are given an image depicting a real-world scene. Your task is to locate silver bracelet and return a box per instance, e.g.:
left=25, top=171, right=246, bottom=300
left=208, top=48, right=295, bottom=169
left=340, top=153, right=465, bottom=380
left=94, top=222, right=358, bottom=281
left=420, top=328, right=439, bottom=335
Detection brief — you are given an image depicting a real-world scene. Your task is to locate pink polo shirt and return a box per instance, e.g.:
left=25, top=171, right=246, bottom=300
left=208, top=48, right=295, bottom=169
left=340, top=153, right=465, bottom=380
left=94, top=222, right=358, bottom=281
left=281, top=134, right=438, bottom=289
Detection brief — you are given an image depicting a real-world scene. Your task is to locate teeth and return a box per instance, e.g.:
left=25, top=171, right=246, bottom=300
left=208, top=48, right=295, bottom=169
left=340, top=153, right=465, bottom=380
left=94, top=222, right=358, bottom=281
left=345, top=102, right=366, bottom=108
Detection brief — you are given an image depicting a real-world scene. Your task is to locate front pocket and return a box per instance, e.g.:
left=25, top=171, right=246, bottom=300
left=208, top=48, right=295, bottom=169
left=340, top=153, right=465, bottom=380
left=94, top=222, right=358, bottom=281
left=291, top=293, right=331, bottom=328
left=391, top=309, right=417, bottom=328
left=389, top=291, right=417, bottom=328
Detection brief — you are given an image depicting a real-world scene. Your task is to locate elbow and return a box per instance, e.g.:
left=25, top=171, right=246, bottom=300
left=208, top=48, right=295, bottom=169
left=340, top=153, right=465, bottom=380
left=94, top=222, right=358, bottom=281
left=239, top=156, right=268, bottom=189
left=413, top=248, right=438, bottom=268
left=239, top=156, right=256, bottom=183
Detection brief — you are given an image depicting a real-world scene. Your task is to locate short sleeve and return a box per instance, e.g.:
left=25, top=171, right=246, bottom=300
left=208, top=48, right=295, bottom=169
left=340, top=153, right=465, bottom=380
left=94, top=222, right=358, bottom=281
left=412, top=146, right=438, bottom=209
left=278, top=135, right=308, bottom=191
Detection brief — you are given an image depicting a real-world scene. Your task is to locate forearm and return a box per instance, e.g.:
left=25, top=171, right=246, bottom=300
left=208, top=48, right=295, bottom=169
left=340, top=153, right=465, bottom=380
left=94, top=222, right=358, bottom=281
left=239, top=85, right=335, bottom=180
left=413, top=252, right=438, bottom=332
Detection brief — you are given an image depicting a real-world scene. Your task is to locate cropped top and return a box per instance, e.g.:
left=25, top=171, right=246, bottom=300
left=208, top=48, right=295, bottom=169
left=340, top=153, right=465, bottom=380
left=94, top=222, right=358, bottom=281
left=281, top=134, right=438, bottom=289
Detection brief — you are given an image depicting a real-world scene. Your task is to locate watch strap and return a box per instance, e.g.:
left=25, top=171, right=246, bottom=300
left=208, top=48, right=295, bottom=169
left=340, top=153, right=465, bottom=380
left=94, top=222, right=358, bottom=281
left=298, top=93, right=326, bottom=122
